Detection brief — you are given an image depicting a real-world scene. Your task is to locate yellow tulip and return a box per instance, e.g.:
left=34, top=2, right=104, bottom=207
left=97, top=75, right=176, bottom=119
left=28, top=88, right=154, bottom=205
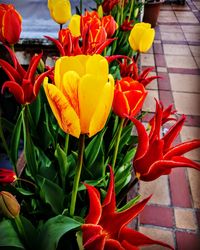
left=44, top=55, right=114, bottom=138
left=48, top=0, right=71, bottom=24
left=128, top=22, right=155, bottom=53
left=68, top=14, right=81, bottom=37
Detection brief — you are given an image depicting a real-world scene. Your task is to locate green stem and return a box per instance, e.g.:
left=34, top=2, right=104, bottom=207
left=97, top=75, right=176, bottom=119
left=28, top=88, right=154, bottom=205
left=59, top=24, right=63, bottom=31
left=112, top=118, right=125, bottom=170
left=15, top=215, right=29, bottom=246
left=10, top=44, right=15, bottom=52
left=80, top=0, right=83, bottom=14
left=70, top=134, right=85, bottom=217
left=64, top=134, right=69, bottom=155
left=120, top=0, right=125, bottom=25
left=128, top=0, right=135, bottom=22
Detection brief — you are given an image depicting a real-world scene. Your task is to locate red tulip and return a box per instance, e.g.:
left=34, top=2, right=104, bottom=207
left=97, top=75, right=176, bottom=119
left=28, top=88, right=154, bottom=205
left=0, top=168, right=16, bottom=184
left=101, top=15, right=118, bottom=37
left=102, top=0, right=120, bottom=14
left=0, top=4, right=22, bottom=45
left=112, top=77, right=147, bottom=118
left=82, top=166, right=174, bottom=249
left=131, top=100, right=200, bottom=181
left=0, top=46, right=52, bottom=104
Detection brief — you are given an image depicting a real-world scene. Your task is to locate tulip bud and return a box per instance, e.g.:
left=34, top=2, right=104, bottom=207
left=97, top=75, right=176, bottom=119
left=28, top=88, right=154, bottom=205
left=37, top=57, right=45, bottom=73
left=48, top=0, right=71, bottom=24
left=0, top=191, right=20, bottom=219
left=68, top=14, right=81, bottom=37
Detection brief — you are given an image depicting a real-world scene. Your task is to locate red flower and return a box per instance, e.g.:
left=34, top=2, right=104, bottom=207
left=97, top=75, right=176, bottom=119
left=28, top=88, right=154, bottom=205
left=82, top=166, right=174, bottom=249
left=102, top=0, right=120, bottom=14
left=121, top=18, right=134, bottom=31
left=0, top=46, right=52, bottom=104
left=0, top=168, right=16, bottom=184
left=131, top=100, right=200, bottom=181
left=112, top=77, right=147, bottom=118
left=101, top=15, right=118, bottom=38
left=0, top=4, right=22, bottom=45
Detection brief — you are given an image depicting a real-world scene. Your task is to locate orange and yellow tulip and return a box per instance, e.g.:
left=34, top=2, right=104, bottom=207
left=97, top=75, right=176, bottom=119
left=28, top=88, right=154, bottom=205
left=0, top=4, right=22, bottom=45
left=48, top=0, right=71, bottom=24
left=44, top=55, right=114, bottom=138
left=129, top=22, right=155, bottom=53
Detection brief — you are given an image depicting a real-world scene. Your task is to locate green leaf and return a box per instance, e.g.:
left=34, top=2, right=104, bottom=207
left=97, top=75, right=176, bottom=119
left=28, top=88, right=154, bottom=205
left=55, top=144, right=69, bottom=178
left=118, top=148, right=136, bottom=166
left=0, top=219, right=25, bottom=249
left=118, top=122, right=133, bottom=153
left=36, top=215, right=82, bottom=250
left=29, top=92, right=41, bottom=126
left=10, top=110, right=23, bottom=164
left=37, top=175, right=65, bottom=214
left=117, top=195, right=141, bottom=212
left=85, top=129, right=106, bottom=167
left=0, top=117, right=14, bottom=133
left=16, top=188, right=34, bottom=196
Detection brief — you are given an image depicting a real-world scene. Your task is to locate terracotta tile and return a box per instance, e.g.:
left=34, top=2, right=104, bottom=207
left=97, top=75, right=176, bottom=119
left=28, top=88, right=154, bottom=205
left=190, top=45, right=200, bottom=56
left=168, top=67, right=200, bottom=75
left=173, top=92, right=200, bottom=115
left=163, top=44, right=191, bottom=55
left=183, top=115, right=200, bottom=127
left=140, top=205, right=174, bottom=228
left=169, top=168, right=192, bottom=208
left=181, top=25, right=200, bottom=33
left=180, top=126, right=200, bottom=161
left=139, top=226, right=175, bottom=250
left=143, top=90, right=158, bottom=112
left=176, top=231, right=200, bottom=250
left=165, top=55, right=198, bottom=69
left=141, top=54, right=155, bottom=67
left=161, top=32, right=185, bottom=42
left=159, top=90, right=174, bottom=107
left=153, top=43, right=163, bottom=54
left=175, top=208, right=197, bottom=230
left=187, top=169, right=200, bottom=208
left=155, top=54, right=166, bottom=67
left=139, top=176, right=171, bottom=206
left=169, top=73, right=200, bottom=93
left=184, top=32, right=200, bottom=42
left=157, top=72, right=171, bottom=90
left=159, top=24, right=182, bottom=33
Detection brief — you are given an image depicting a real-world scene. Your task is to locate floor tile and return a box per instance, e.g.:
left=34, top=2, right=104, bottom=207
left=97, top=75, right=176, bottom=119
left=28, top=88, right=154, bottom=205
left=169, top=73, right=200, bottom=93
left=165, top=55, right=198, bottom=68
left=173, top=92, right=200, bottom=115
left=180, top=126, right=200, bottom=161
left=193, top=1, right=200, bottom=9
left=157, top=67, right=168, bottom=72
left=194, top=56, right=200, bottom=68
left=139, top=176, right=171, bottom=206
left=143, top=90, right=159, bottom=112
left=141, top=54, right=155, bottom=67
left=181, top=25, right=200, bottom=33
left=163, top=44, right=191, bottom=55
left=184, top=32, right=200, bottom=42
left=187, top=169, right=200, bottom=208
left=175, top=11, right=199, bottom=23
left=158, top=15, right=178, bottom=23
left=189, top=45, right=200, bottom=56
left=159, top=24, right=182, bottom=33
left=161, top=32, right=186, bottom=41
left=176, top=231, right=200, bottom=250
left=139, top=226, right=175, bottom=250
left=174, top=208, right=197, bottom=230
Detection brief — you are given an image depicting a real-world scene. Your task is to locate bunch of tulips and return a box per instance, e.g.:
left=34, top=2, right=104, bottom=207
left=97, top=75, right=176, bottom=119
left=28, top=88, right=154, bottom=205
left=0, top=1, right=200, bottom=250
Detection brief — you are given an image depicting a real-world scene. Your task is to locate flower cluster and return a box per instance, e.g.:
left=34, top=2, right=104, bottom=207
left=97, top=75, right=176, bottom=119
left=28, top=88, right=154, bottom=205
left=0, top=1, right=199, bottom=250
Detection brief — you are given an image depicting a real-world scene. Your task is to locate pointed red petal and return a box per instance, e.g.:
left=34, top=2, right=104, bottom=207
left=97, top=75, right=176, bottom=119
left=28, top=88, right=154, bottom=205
left=140, top=76, right=160, bottom=87
left=138, top=67, right=155, bottom=80
left=149, top=99, right=162, bottom=142
left=129, top=117, right=149, bottom=162
left=25, top=52, right=43, bottom=82
left=112, top=89, right=130, bottom=118
left=4, top=45, right=17, bottom=69
left=1, top=80, right=25, bottom=104
left=95, top=38, right=116, bottom=54
left=102, top=165, right=116, bottom=214
left=164, top=140, right=200, bottom=159
left=0, top=59, right=21, bottom=82
left=84, top=184, right=102, bottom=224
left=33, top=68, right=54, bottom=97
left=44, top=35, right=65, bottom=56
left=163, top=115, right=186, bottom=152
left=171, top=156, right=200, bottom=170
left=82, top=227, right=106, bottom=250
left=105, top=55, right=130, bottom=64
left=120, top=228, right=174, bottom=249
left=121, top=241, right=139, bottom=250
left=82, top=224, right=104, bottom=247
left=104, top=239, right=123, bottom=250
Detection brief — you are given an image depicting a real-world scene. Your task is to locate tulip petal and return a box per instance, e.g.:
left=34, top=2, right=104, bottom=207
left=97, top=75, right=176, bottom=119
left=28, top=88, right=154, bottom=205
left=86, top=55, right=109, bottom=84
left=112, top=89, right=130, bottom=118
left=164, top=140, right=200, bottom=159
left=68, top=14, right=81, bottom=37
left=121, top=241, right=139, bottom=250
left=89, top=75, right=114, bottom=137
left=104, top=239, right=123, bottom=250
left=139, top=28, right=155, bottom=52
left=1, top=80, right=24, bottom=104
left=44, top=35, right=65, bottom=56
left=55, top=56, right=86, bottom=89
left=129, top=117, right=149, bottom=162
left=120, top=228, right=174, bottom=249
left=163, top=115, right=186, bottom=152
left=43, top=78, right=81, bottom=138
left=78, top=74, right=105, bottom=135
left=82, top=224, right=103, bottom=246
left=51, top=1, right=71, bottom=24
left=25, top=52, right=43, bottom=82
left=84, top=184, right=102, bottom=224
left=171, top=156, right=200, bottom=170
left=0, top=58, right=21, bottom=82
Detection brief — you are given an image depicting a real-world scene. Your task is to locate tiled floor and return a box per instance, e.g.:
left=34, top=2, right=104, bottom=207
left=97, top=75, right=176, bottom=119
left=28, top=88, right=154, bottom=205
left=139, top=1, right=200, bottom=249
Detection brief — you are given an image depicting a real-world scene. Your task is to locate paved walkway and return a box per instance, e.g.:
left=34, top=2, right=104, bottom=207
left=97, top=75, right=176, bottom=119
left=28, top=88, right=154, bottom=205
left=139, top=1, right=200, bottom=249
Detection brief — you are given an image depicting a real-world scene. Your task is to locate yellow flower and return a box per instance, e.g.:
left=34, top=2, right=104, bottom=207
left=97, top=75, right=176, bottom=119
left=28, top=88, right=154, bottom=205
left=128, top=22, right=155, bottom=53
left=68, top=14, right=81, bottom=37
left=44, top=55, right=114, bottom=138
left=48, top=0, right=71, bottom=24
left=0, top=191, right=20, bottom=219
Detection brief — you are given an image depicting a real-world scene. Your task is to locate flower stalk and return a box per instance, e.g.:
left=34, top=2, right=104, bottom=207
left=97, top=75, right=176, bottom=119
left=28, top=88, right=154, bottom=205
left=70, top=134, right=85, bottom=216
